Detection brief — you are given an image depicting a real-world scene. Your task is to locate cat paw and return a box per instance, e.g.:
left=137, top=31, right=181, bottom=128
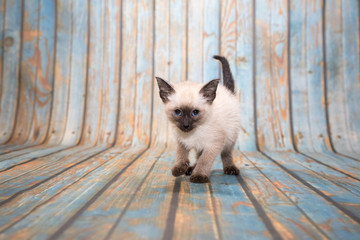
left=190, top=173, right=209, bottom=183
left=224, top=165, right=240, bottom=175
left=185, top=165, right=196, bottom=176
left=171, top=162, right=189, bottom=177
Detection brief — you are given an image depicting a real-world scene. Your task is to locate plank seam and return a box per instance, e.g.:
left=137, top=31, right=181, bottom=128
left=105, top=147, right=167, bottom=239
left=0, top=145, right=78, bottom=173
left=77, top=1, right=91, bottom=146
left=208, top=183, right=223, bottom=240
left=260, top=151, right=360, bottom=224
left=48, top=147, right=150, bottom=240
left=43, top=0, right=58, bottom=144
left=161, top=176, right=181, bottom=240
left=0, top=148, right=115, bottom=233
left=236, top=173, right=283, bottom=240
left=242, top=152, right=331, bottom=239
left=5, top=0, right=24, bottom=145
left=0, top=146, right=110, bottom=207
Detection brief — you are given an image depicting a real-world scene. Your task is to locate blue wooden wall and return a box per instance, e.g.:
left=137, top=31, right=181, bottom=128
left=0, top=0, right=358, bottom=154
left=0, top=0, right=359, bottom=239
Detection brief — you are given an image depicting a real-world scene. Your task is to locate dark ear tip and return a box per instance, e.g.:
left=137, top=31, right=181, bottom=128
left=211, top=78, right=220, bottom=84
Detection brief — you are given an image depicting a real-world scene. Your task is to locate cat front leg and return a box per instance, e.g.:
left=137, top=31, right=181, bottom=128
left=221, top=144, right=239, bottom=175
left=190, top=148, right=219, bottom=183
left=172, top=141, right=190, bottom=177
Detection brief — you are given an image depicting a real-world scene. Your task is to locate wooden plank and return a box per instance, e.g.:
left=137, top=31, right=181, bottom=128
left=263, top=151, right=360, bottom=215
left=81, top=0, right=104, bottom=145
left=220, top=0, right=236, bottom=75
left=0, top=0, right=4, bottom=82
left=210, top=159, right=271, bottom=239
left=299, top=151, right=360, bottom=183
left=26, top=0, right=55, bottom=144
left=255, top=0, right=292, bottom=151
left=116, top=0, right=138, bottom=146
left=235, top=0, right=256, bottom=151
left=187, top=0, right=203, bottom=83
left=47, top=0, right=72, bottom=145
left=0, top=146, right=147, bottom=238
left=9, top=0, right=39, bottom=145
left=169, top=0, right=186, bottom=84
left=0, top=145, right=107, bottom=202
left=289, top=0, right=331, bottom=152
left=132, top=0, right=154, bottom=146
left=97, top=0, right=121, bottom=145
left=61, top=0, right=88, bottom=145
left=0, top=0, right=22, bottom=144
left=238, top=151, right=328, bottom=239
left=0, top=146, right=75, bottom=173
left=324, top=0, right=359, bottom=159
left=55, top=145, right=163, bottom=239
left=172, top=178, right=220, bottom=239
left=340, top=0, right=360, bottom=155
left=0, top=144, right=70, bottom=162
left=241, top=151, right=360, bottom=238
left=203, top=0, right=220, bottom=82
left=0, top=147, right=118, bottom=233
left=152, top=0, right=170, bottom=145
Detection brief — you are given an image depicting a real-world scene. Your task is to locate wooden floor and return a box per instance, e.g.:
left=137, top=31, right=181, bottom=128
left=0, top=144, right=359, bottom=239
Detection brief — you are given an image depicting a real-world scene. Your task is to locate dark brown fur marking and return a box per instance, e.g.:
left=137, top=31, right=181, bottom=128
left=190, top=173, right=209, bottom=183
left=169, top=106, right=203, bottom=132
left=185, top=164, right=196, bottom=176
left=156, top=77, right=175, bottom=103
left=199, top=79, right=219, bottom=103
left=224, top=166, right=240, bottom=175
left=171, top=161, right=189, bottom=177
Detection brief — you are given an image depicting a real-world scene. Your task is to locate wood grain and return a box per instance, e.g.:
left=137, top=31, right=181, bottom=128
left=0, top=1, right=359, bottom=239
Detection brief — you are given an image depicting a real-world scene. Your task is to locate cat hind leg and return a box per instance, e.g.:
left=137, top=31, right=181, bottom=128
left=221, top=145, right=239, bottom=175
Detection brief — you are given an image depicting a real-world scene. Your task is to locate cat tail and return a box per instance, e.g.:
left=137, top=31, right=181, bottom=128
left=213, top=55, right=235, bottom=94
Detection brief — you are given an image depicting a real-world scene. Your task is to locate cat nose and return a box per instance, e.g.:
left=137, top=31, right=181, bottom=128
left=183, top=124, right=190, bottom=129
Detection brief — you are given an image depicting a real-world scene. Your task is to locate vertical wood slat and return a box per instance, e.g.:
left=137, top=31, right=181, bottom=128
left=47, top=0, right=71, bottom=145
left=27, top=0, right=55, bottom=144
left=169, top=0, right=187, bottom=84
left=152, top=0, right=170, bottom=145
left=97, top=0, right=121, bottom=146
left=187, top=0, right=204, bottom=83
left=116, top=0, right=138, bottom=146
left=10, top=0, right=40, bottom=145
left=132, top=0, right=154, bottom=146
left=81, top=0, right=104, bottom=145
left=235, top=0, right=256, bottom=151
left=324, top=0, right=360, bottom=159
left=339, top=0, right=360, bottom=154
left=202, top=0, right=220, bottom=82
left=0, top=0, right=22, bottom=144
left=290, top=0, right=329, bottom=152
left=61, top=0, right=88, bottom=145
left=255, top=0, right=292, bottom=151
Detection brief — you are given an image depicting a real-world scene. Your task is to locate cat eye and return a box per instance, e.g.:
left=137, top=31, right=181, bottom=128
left=173, top=109, right=182, bottom=116
left=192, top=109, right=200, bottom=117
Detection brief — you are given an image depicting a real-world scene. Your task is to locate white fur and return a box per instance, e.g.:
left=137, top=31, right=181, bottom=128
left=165, top=80, right=241, bottom=152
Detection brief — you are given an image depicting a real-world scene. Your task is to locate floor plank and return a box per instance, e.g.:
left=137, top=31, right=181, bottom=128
left=243, top=151, right=360, bottom=239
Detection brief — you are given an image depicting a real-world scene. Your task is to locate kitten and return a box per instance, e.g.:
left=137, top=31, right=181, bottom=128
left=156, top=56, right=241, bottom=183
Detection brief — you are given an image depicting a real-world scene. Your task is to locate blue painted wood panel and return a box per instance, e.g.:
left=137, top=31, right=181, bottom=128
left=0, top=0, right=359, bottom=239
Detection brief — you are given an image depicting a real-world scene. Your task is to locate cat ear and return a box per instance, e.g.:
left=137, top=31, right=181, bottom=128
left=200, top=79, right=220, bottom=104
left=155, top=77, right=175, bottom=103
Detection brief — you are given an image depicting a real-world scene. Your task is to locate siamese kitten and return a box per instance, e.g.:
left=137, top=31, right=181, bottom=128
left=156, top=56, right=241, bottom=183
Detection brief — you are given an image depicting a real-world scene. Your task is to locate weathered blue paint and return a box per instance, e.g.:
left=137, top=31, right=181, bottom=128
left=62, top=0, right=88, bottom=145
left=0, top=0, right=22, bottom=144
left=0, top=0, right=359, bottom=239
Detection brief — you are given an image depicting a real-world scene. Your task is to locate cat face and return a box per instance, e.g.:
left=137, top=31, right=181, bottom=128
left=156, top=77, right=219, bottom=133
